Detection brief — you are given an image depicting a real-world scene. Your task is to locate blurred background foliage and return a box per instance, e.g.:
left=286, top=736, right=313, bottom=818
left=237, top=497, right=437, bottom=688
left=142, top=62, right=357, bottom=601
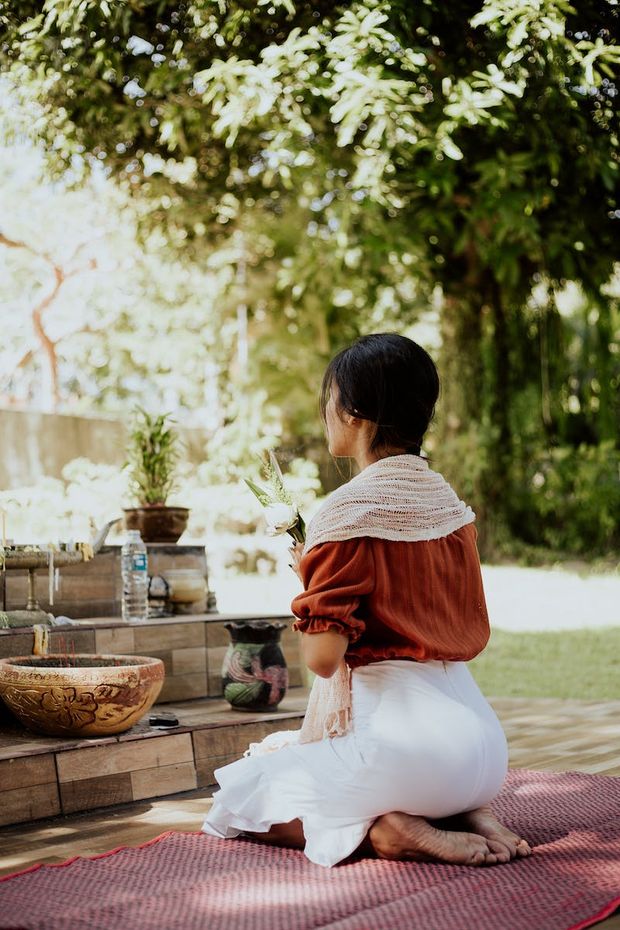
left=0, top=0, right=618, bottom=560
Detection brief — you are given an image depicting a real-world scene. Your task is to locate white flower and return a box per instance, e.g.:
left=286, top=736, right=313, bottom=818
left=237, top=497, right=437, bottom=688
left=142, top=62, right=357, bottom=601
left=264, top=502, right=298, bottom=536
left=127, top=35, right=155, bottom=56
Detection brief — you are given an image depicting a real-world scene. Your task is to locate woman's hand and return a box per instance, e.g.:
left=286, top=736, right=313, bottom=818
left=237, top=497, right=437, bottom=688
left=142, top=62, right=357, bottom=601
left=288, top=541, right=304, bottom=581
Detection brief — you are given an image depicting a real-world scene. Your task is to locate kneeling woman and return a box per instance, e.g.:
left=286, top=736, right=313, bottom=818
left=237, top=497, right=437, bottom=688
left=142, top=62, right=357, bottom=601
left=203, top=333, right=531, bottom=868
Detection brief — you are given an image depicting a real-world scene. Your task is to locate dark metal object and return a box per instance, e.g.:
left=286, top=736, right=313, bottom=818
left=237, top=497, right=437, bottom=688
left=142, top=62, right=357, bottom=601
left=147, top=574, right=171, bottom=618
left=148, top=711, right=179, bottom=728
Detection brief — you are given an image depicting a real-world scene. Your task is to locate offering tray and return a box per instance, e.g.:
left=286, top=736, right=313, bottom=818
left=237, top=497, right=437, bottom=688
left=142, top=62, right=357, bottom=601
left=2, top=545, right=93, bottom=570
left=0, top=520, right=120, bottom=627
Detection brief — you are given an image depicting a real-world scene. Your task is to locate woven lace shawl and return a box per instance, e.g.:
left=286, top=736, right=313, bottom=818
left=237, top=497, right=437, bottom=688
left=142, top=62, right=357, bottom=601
left=298, top=454, right=476, bottom=745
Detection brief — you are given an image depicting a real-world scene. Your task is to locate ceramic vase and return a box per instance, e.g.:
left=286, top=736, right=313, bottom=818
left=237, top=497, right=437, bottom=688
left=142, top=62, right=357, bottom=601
left=222, top=621, right=288, bottom=712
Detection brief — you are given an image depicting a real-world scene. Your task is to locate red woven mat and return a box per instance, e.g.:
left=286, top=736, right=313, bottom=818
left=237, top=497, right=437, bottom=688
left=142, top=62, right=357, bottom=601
left=1, top=770, right=619, bottom=930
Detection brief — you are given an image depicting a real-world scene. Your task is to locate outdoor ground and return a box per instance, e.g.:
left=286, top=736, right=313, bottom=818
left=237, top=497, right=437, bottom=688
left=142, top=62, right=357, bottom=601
left=1, top=695, right=619, bottom=927
left=0, top=563, right=618, bottom=926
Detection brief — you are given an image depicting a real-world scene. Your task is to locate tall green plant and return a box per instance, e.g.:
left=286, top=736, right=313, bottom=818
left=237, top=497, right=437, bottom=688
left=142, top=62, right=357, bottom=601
left=125, top=409, right=182, bottom=506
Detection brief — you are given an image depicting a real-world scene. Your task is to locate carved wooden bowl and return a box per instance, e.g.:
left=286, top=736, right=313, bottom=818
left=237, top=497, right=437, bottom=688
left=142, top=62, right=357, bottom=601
left=0, top=654, right=165, bottom=737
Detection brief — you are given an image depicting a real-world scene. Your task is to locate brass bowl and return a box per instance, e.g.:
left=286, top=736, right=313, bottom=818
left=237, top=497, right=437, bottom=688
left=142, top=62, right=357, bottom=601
left=0, top=654, right=165, bottom=737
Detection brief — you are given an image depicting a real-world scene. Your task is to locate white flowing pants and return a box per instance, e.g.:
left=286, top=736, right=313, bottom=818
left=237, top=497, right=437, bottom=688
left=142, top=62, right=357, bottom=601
left=202, top=659, right=508, bottom=867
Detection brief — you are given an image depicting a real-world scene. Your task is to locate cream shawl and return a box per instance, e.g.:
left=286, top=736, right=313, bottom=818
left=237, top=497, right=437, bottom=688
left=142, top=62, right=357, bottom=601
left=298, top=454, right=475, bottom=744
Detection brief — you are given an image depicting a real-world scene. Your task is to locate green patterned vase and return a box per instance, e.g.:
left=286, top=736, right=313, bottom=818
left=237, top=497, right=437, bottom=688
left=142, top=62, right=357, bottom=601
left=222, top=620, right=288, bottom=712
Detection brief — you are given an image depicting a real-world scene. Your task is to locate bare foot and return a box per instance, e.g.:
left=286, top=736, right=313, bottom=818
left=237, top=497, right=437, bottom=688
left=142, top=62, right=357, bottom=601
left=458, top=806, right=532, bottom=860
left=369, top=812, right=508, bottom=866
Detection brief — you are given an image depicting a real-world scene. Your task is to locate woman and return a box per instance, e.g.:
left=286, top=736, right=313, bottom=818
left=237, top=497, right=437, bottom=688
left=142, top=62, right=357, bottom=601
left=203, top=333, right=531, bottom=868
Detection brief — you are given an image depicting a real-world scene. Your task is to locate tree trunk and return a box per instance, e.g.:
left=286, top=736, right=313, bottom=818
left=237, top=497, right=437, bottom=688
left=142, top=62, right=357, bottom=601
left=595, top=299, right=617, bottom=444
left=438, top=293, right=483, bottom=439
left=437, top=292, right=493, bottom=550
left=487, top=278, right=512, bottom=496
left=438, top=283, right=517, bottom=559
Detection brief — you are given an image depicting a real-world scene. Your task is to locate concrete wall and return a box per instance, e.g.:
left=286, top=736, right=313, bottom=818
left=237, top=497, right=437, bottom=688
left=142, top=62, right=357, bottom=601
left=0, top=409, right=208, bottom=489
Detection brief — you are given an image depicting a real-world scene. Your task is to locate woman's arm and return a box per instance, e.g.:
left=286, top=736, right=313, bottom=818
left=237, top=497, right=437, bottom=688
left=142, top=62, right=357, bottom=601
left=291, top=538, right=372, bottom=677
left=300, top=630, right=349, bottom=679
left=291, top=542, right=349, bottom=677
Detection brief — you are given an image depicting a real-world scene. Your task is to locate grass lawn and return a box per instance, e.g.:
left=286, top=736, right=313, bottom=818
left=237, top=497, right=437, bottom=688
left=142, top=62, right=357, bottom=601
left=469, top=627, right=620, bottom=701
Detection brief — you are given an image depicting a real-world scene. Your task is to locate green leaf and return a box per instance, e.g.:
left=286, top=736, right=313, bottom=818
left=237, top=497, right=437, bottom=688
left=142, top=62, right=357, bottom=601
left=244, top=478, right=272, bottom=506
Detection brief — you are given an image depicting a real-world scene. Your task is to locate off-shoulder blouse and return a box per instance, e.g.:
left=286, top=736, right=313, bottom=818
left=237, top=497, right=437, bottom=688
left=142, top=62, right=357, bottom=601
left=291, top=522, right=490, bottom=669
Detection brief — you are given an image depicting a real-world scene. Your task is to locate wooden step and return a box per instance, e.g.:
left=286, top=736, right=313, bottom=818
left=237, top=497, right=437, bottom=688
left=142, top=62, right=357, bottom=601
left=0, top=612, right=305, bottom=703
left=0, top=688, right=309, bottom=828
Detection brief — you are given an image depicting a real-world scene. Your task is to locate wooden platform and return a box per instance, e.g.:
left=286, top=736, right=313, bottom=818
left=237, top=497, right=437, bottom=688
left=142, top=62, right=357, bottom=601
left=0, top=612, right=304, bottom=703
left=1, top=692, right=619, bottom=829
left=3, top=543, right=213, bottom=619
left=0, top=689, right=307, bottom=827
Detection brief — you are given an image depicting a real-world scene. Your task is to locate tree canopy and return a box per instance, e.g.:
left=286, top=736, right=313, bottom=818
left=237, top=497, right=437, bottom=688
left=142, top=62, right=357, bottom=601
left=1, top=0, right=619, bottom=555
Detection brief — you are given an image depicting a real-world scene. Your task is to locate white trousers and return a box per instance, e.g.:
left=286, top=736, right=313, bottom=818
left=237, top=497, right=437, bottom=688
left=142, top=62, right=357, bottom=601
left=203, top=660, right=508, bottom=867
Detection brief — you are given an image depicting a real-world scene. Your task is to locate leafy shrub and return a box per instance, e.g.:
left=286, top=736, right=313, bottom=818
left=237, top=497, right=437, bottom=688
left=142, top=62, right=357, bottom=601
left=513, top=441, right=620, bottom=554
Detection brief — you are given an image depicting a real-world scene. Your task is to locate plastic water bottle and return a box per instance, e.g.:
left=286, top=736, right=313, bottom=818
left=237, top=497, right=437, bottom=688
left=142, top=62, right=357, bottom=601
left=121, top=530, right=149, bottom=622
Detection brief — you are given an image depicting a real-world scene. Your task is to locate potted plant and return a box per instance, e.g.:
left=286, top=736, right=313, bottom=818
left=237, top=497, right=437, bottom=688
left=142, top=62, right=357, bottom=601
left=123, top=408, right=190, bottom=543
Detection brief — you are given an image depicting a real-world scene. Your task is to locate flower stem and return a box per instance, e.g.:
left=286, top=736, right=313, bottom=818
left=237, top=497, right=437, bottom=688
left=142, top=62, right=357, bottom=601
left=287, top=523, right=305, bottom=545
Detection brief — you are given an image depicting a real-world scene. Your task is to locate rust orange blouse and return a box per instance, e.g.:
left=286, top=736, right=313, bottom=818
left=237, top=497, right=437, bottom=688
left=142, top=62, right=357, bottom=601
left=291, top=522, right=490, bottom=669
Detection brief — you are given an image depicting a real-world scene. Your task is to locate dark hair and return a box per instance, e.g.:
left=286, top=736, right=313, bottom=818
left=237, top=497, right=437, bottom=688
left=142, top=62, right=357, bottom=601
left=320, top=333, right=440, bottom=456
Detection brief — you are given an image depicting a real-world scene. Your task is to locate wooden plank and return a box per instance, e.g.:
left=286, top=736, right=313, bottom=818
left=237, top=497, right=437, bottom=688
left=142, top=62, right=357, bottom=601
left=147, top=550, right=206, bottom=575
left=4, top=694, right=620, bottom=878
left=0, top=736, right=79, bottom=760
left=47, top=575, right=118, bottom=600
left=172, top=647, right=207, bottom=676
left=53, top=550, right=117, bottom=576
left=0, top=754, right=57, bottom=790
left=130, top=761, right=197, bottom=801
left=207, top=645, right=228, bottom=675
left=281, top=627, right=302, bottom=665
left=207, top=673, right=224, bottom=697
left=56, top=733, right=194, bottom=782
left=0, top=632, right=34, bottom=659
left=192, top=718, right=301, bottom=763
left=196, top=754, right=235, bottom=788
left=194, top=716, right=301, bottom=787
left=60, top=772, right=134, bottom=814
left=133, top=622, right=205, bottom=652
left=94, top=627, right=135, bottom=654
left=158, top=673, right=207, bottom=703
left=59, top=600, right=122, bottom=619
left=281, top=625, right=297, bottom=639
left=204, top=623, right=231, bottom=648
left=48, top=629, right=96, bottom=654
left=140, top=649, right=173, bottom=674
left=0, top=782, right=60, bottom=826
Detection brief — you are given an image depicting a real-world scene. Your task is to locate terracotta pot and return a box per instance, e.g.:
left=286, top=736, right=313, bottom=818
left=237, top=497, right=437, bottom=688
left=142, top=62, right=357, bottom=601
left=0, top=654, right=165, bottom=737
left=222, top=621, right=288, bottom=712
left=123, top=505, right=190, bottom=543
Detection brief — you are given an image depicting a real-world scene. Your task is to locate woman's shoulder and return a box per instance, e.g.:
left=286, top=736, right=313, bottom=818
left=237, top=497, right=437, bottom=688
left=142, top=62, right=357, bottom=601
left=304, top=455, right=475, bottom=552
left=304, top=480, right=376, bottom=551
